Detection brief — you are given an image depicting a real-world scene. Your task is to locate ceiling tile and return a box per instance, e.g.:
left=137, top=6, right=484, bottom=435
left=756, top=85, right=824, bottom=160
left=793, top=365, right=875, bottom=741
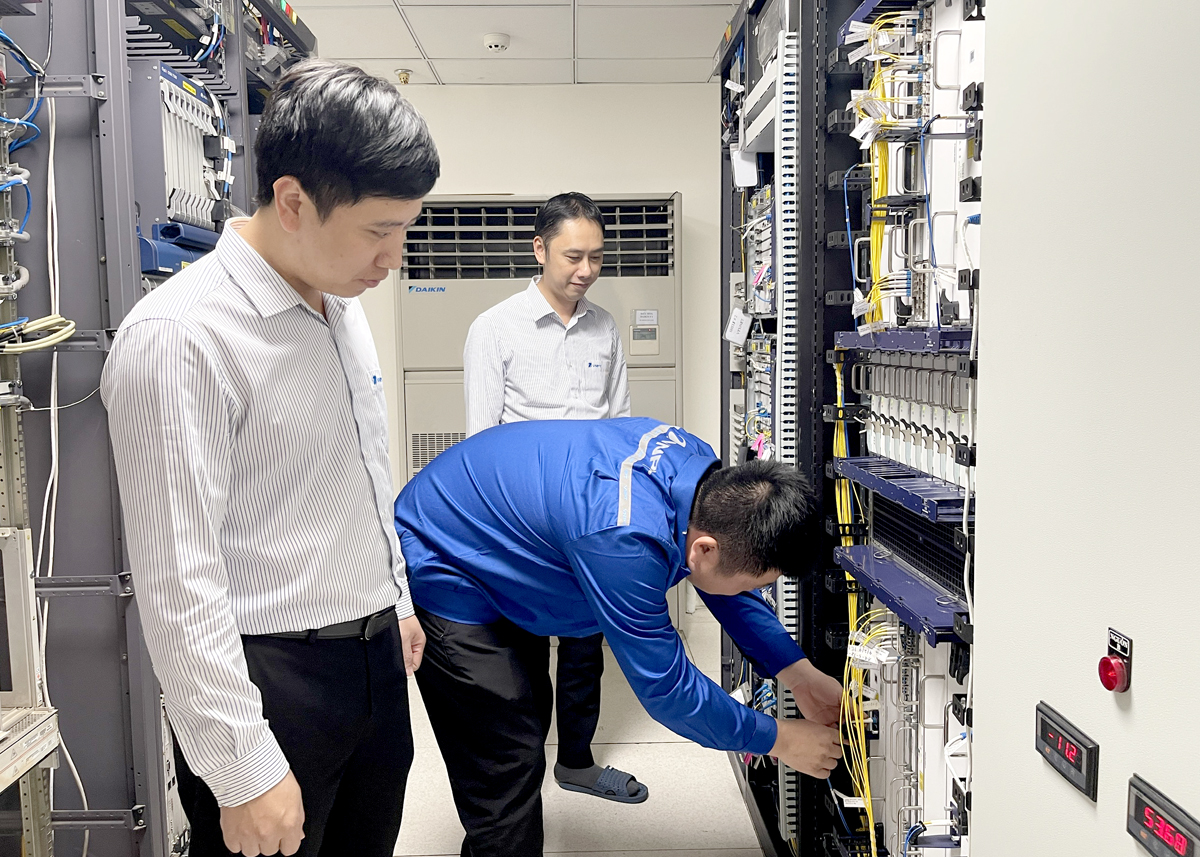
left=576, top=58, right=715, bottom=84
left=400, top=0, right=568, bottom=4
left=403, top=5, right=572, bottom=59
left=578, top=0, right=733, bottom=5
left=327, top=58, right=440, bottom=85
left=431, top=58, right=574, bottom=84
left=577, top=5, right=735, bottom=58
left=302, top=6, right=424, bottom=58
left=299, top=0, right=392, bottom=7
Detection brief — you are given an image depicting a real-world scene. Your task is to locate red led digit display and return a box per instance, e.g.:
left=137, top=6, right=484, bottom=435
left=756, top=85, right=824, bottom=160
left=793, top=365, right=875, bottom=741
left=1137, top=797, right=1195, bottom=857
left=1038, top=716, right=1084, bottom=773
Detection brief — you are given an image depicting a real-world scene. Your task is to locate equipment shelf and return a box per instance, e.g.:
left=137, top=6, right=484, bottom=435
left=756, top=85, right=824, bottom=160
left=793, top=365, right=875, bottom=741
left=834, top=545, right=964, bottom=646
left=834, top=327, right=971, bottom=353
left=833, top=455, right=973, bottom=523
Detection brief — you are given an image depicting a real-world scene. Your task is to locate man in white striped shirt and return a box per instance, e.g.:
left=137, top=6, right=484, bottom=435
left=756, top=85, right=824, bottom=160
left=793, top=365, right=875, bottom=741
left=457, top=194, right=643, bottom=822
left=102, top=62, right=438, bottom=857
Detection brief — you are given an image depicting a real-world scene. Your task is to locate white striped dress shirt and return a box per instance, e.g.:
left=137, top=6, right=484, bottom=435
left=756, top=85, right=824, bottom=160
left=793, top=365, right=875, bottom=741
left=463, top=278, right=631, bottom=436
left=101, top=218, right=410, bottom=807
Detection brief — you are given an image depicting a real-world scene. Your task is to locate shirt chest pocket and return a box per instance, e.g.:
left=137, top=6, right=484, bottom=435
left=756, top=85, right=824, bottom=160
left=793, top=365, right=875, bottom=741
left=578, top=357, right=609, bottom=407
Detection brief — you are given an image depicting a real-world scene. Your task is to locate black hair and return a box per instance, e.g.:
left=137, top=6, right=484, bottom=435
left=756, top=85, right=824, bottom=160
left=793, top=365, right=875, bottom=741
left=534, top=192, right=607, bottom=245
left=689, top=460, right=817, bottom=578
left=254, top=60, right=440, bottom=219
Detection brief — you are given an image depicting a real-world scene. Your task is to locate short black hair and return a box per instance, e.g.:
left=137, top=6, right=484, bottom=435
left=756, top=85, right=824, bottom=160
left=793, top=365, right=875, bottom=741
left=534, top=192, right=606, bottom=245
left=689, top=460, right=817, bottom=578
left=254, top=60, right=440, bottom=219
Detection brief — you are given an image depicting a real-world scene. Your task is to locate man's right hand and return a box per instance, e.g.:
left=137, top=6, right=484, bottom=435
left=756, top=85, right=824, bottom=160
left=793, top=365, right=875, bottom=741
left=769, top=718, right=843, bottom=779
left=220, top=770, right=305, bottom=856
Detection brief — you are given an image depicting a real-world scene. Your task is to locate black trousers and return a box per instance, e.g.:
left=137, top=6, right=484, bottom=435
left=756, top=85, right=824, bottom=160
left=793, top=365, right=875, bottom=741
left=414, top=606, right=554, bottom=857
left=174, top=615, right=414, bottom=857
left=554, top=632, right=605, bottom=769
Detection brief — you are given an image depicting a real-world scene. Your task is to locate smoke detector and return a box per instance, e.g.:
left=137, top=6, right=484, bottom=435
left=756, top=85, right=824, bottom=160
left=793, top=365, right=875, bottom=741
left=484, top=32, right=510, bottom=54
left=394, top=68, right=412, bottom=85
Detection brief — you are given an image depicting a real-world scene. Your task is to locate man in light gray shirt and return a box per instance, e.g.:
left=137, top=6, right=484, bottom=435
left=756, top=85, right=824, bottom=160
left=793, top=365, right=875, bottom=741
left=460, top=193, right=643, bottom=805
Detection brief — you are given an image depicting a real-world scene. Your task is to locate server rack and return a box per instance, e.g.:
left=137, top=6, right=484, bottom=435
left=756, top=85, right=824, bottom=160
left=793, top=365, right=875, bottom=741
left=0, top=4, right=313, bottom=853
left=716, top=1, right=981, bottom=855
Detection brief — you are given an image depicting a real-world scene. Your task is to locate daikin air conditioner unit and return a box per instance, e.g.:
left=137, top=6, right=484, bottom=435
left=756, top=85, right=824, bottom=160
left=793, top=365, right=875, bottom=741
left=397, top=194, right=684, bottom=484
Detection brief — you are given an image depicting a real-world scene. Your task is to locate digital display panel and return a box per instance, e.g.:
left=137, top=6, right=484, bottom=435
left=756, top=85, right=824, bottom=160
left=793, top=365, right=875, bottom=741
left=1136, top=796, right=1195, bottom=857
left=1129, top=777, right=1200, bottom=857
left=1038, top=716, right=1084, bottom=772
left=1034, top=702, right=1099, bottom=801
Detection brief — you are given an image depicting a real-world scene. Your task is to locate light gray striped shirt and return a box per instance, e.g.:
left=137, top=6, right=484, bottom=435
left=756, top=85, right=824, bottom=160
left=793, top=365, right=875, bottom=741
left=463, top=278, right=630, bottom=436
left=101, top=218, right=410, bottom=807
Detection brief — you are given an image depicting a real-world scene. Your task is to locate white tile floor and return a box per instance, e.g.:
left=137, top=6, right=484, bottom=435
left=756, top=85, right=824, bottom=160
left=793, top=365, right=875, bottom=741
left=395, top=599, right=763, bottom=857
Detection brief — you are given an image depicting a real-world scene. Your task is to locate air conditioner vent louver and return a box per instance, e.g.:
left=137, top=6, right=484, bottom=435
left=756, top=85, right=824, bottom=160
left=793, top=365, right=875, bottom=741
left=402, top=200, right=675, bottom=280
left=410, top=432, right=466, bottom=471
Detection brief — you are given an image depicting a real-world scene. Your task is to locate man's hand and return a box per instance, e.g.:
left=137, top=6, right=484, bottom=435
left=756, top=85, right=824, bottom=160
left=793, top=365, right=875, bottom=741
left=399, top=614, right=426, bottom=675
left=220, top=770, right=304, bottom=856
left=769, top=718, right=843, bottom=779
left=778, top=658, right=843, bottom=728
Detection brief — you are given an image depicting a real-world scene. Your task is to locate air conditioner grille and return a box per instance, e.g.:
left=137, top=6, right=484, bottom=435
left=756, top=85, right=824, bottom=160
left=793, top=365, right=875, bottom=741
left=411, top=432, right=466, bottom=471
left=403, top=200, right=674, bottom=280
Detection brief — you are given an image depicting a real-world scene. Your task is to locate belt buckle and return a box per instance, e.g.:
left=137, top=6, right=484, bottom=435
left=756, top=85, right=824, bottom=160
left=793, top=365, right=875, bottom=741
left=362, top=610, right=390, bottom=641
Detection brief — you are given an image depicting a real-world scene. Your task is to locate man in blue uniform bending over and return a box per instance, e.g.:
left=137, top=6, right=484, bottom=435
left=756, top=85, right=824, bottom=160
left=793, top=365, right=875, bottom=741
left=394, top=417, right=844, bottom=857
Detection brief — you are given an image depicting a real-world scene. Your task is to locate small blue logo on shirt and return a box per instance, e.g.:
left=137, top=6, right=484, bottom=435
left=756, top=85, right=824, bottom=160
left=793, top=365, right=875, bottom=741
left=408, top=286, right=447, bottom=293
left=371, top=374, right=383, bottom=386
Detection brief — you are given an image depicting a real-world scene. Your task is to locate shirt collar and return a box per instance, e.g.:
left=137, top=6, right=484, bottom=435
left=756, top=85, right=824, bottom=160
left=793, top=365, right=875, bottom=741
left=215, top=218, right=340, bottom=321
left=524, top=276, right=593, bottom=327
left=671, top=454, right=722, bottom=561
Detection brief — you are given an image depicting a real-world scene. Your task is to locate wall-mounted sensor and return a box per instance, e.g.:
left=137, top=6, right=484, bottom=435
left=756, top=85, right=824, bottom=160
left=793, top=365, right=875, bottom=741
left=484, top=33, right=510, bottom=54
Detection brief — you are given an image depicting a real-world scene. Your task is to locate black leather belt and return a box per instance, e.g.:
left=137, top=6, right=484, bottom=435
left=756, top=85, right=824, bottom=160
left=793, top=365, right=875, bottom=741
left=264, top=607, right=395, bottom=642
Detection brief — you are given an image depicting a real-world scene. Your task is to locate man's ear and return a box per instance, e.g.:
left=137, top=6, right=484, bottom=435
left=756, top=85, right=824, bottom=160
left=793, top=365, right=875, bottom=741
left=273, top=176, right=307, bottom=234
left=687, top=532, right=720, bottom=570
left=533, top=235, right=547, bottom=266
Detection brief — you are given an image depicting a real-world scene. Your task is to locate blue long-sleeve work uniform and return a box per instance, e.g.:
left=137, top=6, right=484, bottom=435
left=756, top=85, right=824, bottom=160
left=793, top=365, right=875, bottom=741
left=394, top=417, right=806, bottom=756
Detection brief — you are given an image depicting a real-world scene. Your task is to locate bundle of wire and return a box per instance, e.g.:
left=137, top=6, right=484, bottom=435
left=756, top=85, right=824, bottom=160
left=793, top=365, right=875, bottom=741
left=753, top=680, right=777, bottom=714
left=0, top=313, right=76, bottom=354
left=832, top=361, right=887, bottom=857
left=839, top=607, right=891, bottom=857
left=0, top=24, right=47, bottom=152
left=192, top=12, right=225, bottom=63
left=845, top=14, right=933, bottom=326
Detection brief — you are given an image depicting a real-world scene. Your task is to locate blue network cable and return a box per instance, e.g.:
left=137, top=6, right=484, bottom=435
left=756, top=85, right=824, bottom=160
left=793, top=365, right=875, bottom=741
left=827, top=781, right=852, bottom=833
left=0, top=178, right=32, bottom=233
left=0, top=27, right=41, bottom=78
left=843, top=165, right=860, bottom=287
left=194, top=14, right=224, bottom=63
left=903, top=822, right=927, bottom=856
left=1, top=114, right=40, bottom=152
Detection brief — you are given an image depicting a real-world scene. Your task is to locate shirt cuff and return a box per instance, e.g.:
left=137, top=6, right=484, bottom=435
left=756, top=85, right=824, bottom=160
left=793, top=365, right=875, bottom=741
left=744, top=710, right=779, bottom=757
left=395, top=585, right=415, bottom=620
left=202, top=733, right=290, bottom=807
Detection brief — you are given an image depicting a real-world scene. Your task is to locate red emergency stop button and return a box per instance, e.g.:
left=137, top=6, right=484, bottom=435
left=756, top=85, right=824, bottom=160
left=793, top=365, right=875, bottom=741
left=1099, top=655, right=1129, bottom=692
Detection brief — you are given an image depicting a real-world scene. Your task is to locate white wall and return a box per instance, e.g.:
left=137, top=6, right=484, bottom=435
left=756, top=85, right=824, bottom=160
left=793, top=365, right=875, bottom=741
left=359, top=83, right=721, bottom=486
left=971, top=2, right=1200, bottom=853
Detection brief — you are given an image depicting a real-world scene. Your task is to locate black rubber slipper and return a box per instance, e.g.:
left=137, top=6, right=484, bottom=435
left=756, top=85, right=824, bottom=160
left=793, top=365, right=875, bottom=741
left=554, top=764, right=649, bottom=803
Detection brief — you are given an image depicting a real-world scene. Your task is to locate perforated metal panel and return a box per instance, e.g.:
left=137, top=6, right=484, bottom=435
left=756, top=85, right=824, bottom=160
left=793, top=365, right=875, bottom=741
left=773, top=32, right=804, bottom=843
left=403, top=200, right=675, bottom=280
left=410, top=432, right=466, bottom=472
